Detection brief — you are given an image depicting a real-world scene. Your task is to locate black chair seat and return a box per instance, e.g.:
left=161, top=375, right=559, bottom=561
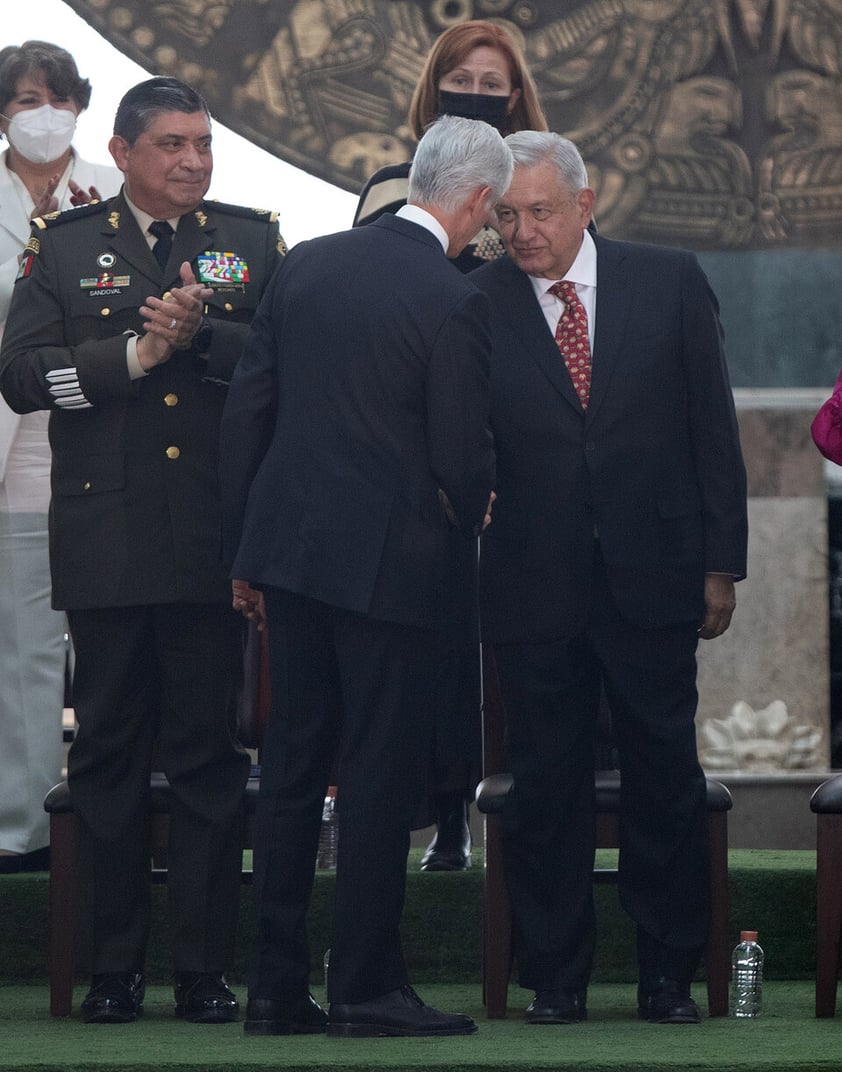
left=476, top=770, right=733, bottom=815
left=45, top=772, right=262, bottom=815
left=810, top=773, right=842, bottom=814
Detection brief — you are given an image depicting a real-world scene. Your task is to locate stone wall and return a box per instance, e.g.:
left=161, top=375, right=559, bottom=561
left=696, top=389, right=831, bottom=775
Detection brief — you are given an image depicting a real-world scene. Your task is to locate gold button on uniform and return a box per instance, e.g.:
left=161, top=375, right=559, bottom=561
left=100, top=308, right=110, bottom=316
left=224, top=302, right=233, bottom=312
left=166, top=446, right=180, bottom=459
left=84, top=481, right=91, bottom=490
left=163, top=291, right=172, bottom=300
left=164, top=393, right=178, bottom=407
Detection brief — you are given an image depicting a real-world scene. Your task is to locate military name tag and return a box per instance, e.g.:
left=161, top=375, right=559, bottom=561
left=81, top=273, right=131, bottom=294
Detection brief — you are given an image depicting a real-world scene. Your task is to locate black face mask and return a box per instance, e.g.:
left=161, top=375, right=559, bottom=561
left=437, top=89, right=511, bottom=130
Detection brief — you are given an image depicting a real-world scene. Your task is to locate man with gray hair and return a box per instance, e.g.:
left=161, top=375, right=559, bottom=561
left=472, top=131, right=747, bottom=1025
left=219, top=114, right=511, bottom=1038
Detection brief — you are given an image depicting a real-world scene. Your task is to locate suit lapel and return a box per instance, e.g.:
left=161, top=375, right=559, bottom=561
left=587, top=236, right=632, bottom=421
left=170, top=206, right=215, bottom=281
left=104, top=193, right=160, bottom=279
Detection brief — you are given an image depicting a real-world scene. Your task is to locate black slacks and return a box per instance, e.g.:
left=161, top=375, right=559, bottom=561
left=493, top=553, right=708, bottom=992
left=67, top=602, right=250, bottom=974
left=250, top=587, right=442, bottom=1004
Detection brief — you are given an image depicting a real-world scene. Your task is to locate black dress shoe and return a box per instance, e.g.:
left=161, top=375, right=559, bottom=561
left=638, top=978, right=701, bottom=1024
left=81, top=973, right=145, bottom=1024
left=174, top=972, right=238, bottom=1024
left=420, top=799, right=472, bottom=872
left=526, top=989, right=587, bottom=1024
left=328, top=984, right=477, bottom=1037
left=244, top=993, right=328, bottom=1035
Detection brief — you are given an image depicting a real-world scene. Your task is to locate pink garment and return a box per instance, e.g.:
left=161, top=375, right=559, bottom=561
left=812, top=369, right=842, bottom=464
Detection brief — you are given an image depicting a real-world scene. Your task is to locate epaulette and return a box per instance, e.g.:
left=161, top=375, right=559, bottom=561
left=31, top=199, right=108, bottom=231
left=203, top=199, right=280, bottom=224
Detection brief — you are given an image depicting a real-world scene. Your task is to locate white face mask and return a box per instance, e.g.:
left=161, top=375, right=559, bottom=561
left=4, top=103, right=76, bottom=164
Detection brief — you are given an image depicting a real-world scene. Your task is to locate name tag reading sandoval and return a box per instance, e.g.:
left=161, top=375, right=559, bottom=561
left=197, top=251, right=250, bottom=288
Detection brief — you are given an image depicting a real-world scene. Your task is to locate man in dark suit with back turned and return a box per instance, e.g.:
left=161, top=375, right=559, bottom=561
left=471, top=131, right=748, bottom=1026
left=219, top=114, right=512, bottom=1038
left=0, top=77, right=284, bottom=1025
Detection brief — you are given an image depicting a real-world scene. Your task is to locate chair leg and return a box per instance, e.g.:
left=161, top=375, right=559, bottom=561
left=705, top=810, right=730, bottom=1017
left=482, top=812, right=512, bottom=1018
left=816, top=813, right=842, bottom=1017
left=49, top=811, right=79, bottom=1017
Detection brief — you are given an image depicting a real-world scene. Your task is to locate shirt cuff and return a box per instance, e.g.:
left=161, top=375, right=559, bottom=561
left=125, top=333, right=148, bottom=380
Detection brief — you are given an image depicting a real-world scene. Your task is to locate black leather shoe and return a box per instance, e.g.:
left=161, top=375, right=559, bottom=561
left=174, top=972, right=238, bottom=1024
left=244, top=993, right=328, bottom=1035
left=81, top=973, right=145, bottom=1024
left=420, top=800, right=472, bottom=872
left=526, top=989, right=587, bottom=1024
left=328, top=984, right=477, bottom=1037
left=638, top=978, right=701, bottom=1024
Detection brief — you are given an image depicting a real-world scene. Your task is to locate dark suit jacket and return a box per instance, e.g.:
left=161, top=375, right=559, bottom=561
left=220, top=213, right=495, bottom=635
left=0, top=190, right=283, bottom=609
left=471, top=235, right=748, bottom=643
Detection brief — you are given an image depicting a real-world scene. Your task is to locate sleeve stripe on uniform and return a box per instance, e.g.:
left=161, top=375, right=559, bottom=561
left=46, top=367, right=92, bottom=409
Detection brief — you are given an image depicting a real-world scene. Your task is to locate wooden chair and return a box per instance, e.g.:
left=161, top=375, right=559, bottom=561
left=43, top=623, right=269, bottom=1018
left=810, top=773, right=842, bottom=1017
left=476, top=647, right=732, bottom=1019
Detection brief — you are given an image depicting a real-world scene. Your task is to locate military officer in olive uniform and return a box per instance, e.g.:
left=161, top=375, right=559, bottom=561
left=0, top=77, right=285, bottom=1026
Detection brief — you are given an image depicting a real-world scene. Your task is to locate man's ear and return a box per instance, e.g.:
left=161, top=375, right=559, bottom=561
left=108, top=134, right=129, bottom=172
left=471, top=184, right=493, bottom=218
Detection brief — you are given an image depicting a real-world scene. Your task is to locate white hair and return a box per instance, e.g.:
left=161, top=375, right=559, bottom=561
left=408, top=115, right=514, bottom=214
left=504, top=130, right=589, bottom=194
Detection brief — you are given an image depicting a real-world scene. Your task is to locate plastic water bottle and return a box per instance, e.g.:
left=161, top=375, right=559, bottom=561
left=316, top=787, right=338, bottom=869
left=730, top=930, right=763, bottom=1017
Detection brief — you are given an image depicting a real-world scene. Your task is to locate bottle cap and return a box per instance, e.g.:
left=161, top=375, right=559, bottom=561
left=740, top=930, right=758, bottom=941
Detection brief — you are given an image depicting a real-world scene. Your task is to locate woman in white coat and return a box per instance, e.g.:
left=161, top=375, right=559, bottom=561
left=0, top=41, right=121, bottom=871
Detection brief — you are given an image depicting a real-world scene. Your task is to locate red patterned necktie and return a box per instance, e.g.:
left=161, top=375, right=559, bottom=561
left=549, top=280, right=591, bottom=409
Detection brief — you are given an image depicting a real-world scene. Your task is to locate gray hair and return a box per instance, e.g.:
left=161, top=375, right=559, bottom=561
left=408, top=115, right=514, bottom=214
left=114, top=77, right=210, bottom=146
left=504, top=130, right=589, bottom=195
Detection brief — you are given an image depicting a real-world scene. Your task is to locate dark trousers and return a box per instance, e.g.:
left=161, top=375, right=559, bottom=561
left=66, top=602, right=250, bottom=974
left=249, top=587, right=441, bottom=1004
left=494, top=553, right=708, bottom=992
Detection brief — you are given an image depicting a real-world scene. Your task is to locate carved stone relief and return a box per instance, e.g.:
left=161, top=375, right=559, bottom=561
left=63, top=0, right=842, bottom=249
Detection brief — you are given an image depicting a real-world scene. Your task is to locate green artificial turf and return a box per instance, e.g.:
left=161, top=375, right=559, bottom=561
left=2, top=983, right=840, bottom=1072
left=0, top=849, right=818, bottom=986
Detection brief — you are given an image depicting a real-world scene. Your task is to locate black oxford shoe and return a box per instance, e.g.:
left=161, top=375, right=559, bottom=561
left=81, top=972, right=145, bottom=1024
left=174, top=972, right=238, bottom=1024
left=328, top=984, right=477, bottom=1037
left=525, top=989, right=587, bottom=1024
left=420, top=800, right=472, bottom=872
left=638, top=978, right=701, bottom=1024
left=244, top=993, right=328, bottom=1035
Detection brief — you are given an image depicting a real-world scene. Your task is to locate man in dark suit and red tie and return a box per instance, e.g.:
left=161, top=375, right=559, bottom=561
left=471, top=131, right=748, bottom=1026
left=219, top=114, right=513, bottom=1038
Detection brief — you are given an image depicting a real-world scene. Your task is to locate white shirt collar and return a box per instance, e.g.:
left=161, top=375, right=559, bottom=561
left=122, top=191, right=180, bottom=244
left=396, top=203, right=449, bottom=255
left=527, top=227, right=597, bottom=302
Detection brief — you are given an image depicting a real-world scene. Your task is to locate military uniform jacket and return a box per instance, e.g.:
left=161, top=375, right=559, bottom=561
left=0, top=190, right=284, bottom=610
